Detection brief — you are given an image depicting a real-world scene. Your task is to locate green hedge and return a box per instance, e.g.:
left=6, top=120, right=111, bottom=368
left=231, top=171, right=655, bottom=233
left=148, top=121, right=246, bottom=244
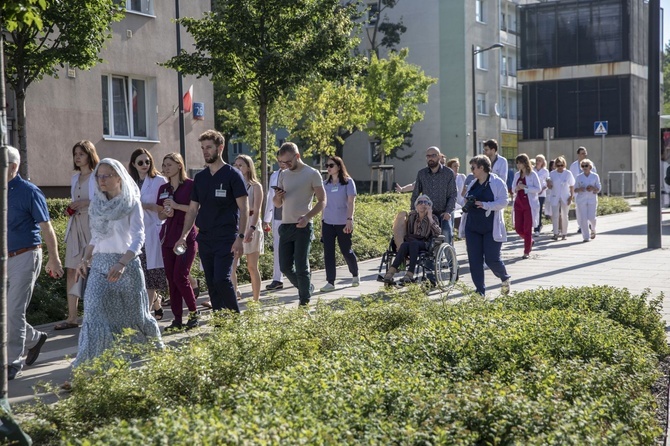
left=20, top=285, right=669, bottom=445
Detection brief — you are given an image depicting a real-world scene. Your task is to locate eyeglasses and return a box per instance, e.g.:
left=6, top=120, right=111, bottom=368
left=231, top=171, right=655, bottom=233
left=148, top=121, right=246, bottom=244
left=470, top=165, right=477, bottom=171
left=95, top=173, right=116, bottom=180
left=326, top=163, right=337, bottom=168
left=136, top=160, right=150, bottom=167
left=581, top=164, right=591, bottom=168
left=417, top=200, right=431, bottom=206
left=278, top=154, right=296, bottom=166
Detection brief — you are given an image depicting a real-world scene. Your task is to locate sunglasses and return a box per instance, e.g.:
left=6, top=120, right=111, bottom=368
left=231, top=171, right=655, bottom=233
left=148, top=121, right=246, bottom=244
left=326, top=163, right=337, bottom=168
left=581, top=164, right=591, bottom=168
left=136, top=160, right=151, bottom=167
left=417, top=200, right=431, bottom=205
left=555, top=164, right=565, bottom=167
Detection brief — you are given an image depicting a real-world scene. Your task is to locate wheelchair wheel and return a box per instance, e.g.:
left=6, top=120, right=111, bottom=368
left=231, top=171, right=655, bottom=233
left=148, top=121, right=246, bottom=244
left=432, top=243, right=458, bottom=290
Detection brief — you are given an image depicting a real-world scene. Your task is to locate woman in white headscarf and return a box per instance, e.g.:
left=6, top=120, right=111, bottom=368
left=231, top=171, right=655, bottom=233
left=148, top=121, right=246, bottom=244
left=72, top=158, right=163, bottom=367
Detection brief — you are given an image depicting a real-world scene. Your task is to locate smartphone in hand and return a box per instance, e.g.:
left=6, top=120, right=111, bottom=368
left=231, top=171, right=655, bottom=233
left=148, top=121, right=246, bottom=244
left=272, top=186, right=284, bottom=192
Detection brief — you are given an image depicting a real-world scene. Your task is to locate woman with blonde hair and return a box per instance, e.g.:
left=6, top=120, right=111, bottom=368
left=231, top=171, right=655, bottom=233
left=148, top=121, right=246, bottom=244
left=232, top=155, right=264, bottom=301
left=547, top=156, right=575, bottom=240
left=511, top=154, right=541, bottom=258
left=574, top=158, right=601, bottom=242
left=129, top=148, right=167, bottom=319
left=157, top=153, right=199, bottom=332
left=56, top=141, right=100, bottom=330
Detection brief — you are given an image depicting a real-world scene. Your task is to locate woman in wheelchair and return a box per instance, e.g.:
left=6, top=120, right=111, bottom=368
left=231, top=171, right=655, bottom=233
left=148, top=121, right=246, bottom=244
left=384, top=195, right=441, bottom=284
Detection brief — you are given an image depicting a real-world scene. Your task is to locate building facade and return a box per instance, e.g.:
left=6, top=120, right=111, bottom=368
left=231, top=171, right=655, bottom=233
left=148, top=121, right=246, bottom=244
left=4, top=0, right=214, bottom=195
left=342, top=0, right=523, bottom=189
left=517, top=0, right=649, bottom=193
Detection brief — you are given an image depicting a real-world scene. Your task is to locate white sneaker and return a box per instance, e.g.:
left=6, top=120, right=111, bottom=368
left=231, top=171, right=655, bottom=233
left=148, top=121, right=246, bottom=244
left=352, top=276, right=360, bottom=287
left=501, top=279, right=511, bottom=295
left=320, top=283, right=335, bottom=292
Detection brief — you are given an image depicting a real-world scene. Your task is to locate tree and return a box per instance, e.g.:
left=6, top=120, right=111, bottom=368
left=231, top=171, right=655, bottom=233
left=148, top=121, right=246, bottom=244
left=364, top=0, right=407, bottom=58
left=663, top=43, right=670, bottom=115
left=3, top=0, right=123, bottom=178
left=364, top=48, right=436, bottom=158
left=279, top=78, right=367, bottom=158
left=165, top=0, right=361, bottom=192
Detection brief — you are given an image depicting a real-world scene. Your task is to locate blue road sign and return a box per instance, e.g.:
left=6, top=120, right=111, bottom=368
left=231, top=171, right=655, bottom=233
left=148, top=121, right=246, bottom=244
left=594, top=121, right=608, bottom=136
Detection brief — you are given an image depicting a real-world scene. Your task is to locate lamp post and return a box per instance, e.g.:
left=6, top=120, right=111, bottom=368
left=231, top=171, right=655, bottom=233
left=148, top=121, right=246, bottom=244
left=471, top=43, right=504, bottom=157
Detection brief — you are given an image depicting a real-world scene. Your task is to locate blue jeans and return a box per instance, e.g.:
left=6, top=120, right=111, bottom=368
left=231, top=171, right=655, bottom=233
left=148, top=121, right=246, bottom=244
left=322, top=222, right=358, bottom=284
left=199, top=240, right=239, bottom=313
left=465, top=227, right=510, bottom=296
left=279, top=223, right=313, bottom=305
left=440, top=217, right=454, bottom=246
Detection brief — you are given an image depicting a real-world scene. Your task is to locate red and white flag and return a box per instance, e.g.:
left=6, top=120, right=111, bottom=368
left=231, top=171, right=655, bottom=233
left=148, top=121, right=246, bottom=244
left=183, top=84, right=193, bottom=113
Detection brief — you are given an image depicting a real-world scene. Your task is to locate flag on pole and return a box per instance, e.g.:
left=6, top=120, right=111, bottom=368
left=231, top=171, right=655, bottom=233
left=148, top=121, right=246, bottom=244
left=183, top=85, right=193, bottom=113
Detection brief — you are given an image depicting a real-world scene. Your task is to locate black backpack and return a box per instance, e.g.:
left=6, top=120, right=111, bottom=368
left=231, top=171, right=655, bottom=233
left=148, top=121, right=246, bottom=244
left=666, top=165, right=670, bottom=186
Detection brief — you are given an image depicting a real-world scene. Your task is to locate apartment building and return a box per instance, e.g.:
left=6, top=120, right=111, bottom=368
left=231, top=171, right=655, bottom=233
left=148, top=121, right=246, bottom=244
left=342, top=0, right=523, bottom=189
left=4, top=0, right=214, bottom=195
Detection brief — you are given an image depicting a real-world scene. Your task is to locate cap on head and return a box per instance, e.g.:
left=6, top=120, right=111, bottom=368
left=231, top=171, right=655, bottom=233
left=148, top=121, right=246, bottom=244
left=7, top=146, right=20, bottom=165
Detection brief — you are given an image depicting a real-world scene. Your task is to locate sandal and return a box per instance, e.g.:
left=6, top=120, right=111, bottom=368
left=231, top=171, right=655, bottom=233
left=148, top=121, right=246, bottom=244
left=54, top=322, right=79, bottom=330
left=154, top=307, right=164, bottom=321
left=193, top=279, right=201, bottom=298
left=201, top=300, right=212, bottom=309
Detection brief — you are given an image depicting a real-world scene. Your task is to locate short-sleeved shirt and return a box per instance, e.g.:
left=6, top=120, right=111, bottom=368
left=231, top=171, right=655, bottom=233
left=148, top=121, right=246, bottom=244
left=277, top=164, right=323, bottom=224
left=322, top=178, right=357, bottom=225
left=157, top=179, right=196, bottom=248
left=191, top=165, right=247, bottom=243
left=8, top=174, right=50, bottom=252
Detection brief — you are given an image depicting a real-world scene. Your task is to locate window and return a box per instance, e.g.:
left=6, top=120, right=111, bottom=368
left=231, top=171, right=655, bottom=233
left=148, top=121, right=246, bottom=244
left=475, top=0, right=485, bottom=23
left=475, top=46, right=488, bottom=70
left=501, top=56, right=508, bottom=76
left=101, top=74, right=156, bottom=139
left=369, top=140, right=382, bottom=163
left=367, top=3, right=379, bottom=27
left=232, top=142, right=243, bottom=155
left=127, top=0, right=153, bottom=15
left=500, top=96, right=508, bottom=118
left=477, top=93, right=487, bottom=115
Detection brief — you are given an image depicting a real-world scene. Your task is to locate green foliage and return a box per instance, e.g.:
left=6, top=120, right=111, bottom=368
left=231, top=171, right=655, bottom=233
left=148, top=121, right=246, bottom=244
left=597, top=195, right=631, bottom=215
left=20, top=286, right=668, bottom=444
left=364, top=49, right=437, bottom=155
left=0, top=0, right=46, bottom=31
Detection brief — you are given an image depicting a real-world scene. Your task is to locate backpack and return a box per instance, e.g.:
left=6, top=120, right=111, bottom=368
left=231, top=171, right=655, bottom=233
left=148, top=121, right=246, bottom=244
left=666, top=165, right=670, bottom=186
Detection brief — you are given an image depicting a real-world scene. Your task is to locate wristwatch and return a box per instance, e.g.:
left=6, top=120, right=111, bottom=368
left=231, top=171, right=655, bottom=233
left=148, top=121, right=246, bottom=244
left=238, top=233, right=245, bottom=239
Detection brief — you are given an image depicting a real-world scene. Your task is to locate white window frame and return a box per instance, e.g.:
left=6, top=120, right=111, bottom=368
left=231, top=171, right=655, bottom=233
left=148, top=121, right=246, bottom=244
left=126, top=0, right=154, bottom=16
left=475, top=0, right=485, bottom=23
left=476, top=93, right=487, bottom=116
left=102, top=74, right=157, bottom=141
left=232, top=142, right=243, bottom=155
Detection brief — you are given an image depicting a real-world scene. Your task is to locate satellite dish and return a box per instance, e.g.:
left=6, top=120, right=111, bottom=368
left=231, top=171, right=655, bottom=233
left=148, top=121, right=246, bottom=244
left=494, top=103, right=500, bottom=117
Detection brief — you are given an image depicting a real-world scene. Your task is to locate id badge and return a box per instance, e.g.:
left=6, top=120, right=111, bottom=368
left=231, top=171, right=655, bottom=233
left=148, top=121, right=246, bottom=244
left=331, top=186, right=339, bottom=193
left=215, top=188, right=227, bottom=198
left=159, top=192, right=170, bottom=200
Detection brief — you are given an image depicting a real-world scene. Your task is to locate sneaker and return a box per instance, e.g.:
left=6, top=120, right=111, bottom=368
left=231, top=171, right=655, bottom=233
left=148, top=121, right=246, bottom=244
left=352, top=276, right=360, bottom=287
left=186, top=311, right=200, bottom=330
left=164, top=320, right=183, bottom=333
left=320, top=283, right=335, bottom=292
left=501, top=279, right=511, bottom=295
left=522, top=254, right=530, bottom=259
left=25, top=332, right=47, bottom=366
left=265, top=281, right=284, bottom=291
left=590, top=232, right=596, bottom=240
left=8, top=366, right=21, bottom=381
left=309, top=283, right=314, bottom=295
left=532, top=231, right=539, bottom=237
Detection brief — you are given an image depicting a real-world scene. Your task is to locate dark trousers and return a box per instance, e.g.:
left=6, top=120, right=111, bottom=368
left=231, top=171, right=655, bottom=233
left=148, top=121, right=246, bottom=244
left=162, top=241, right=197, bottom=322
left=392, top=240, right=427, bottom=274
left=465, top=228, right=510, bottom=295
left=198, top=240, right=239, bottom=312
left=322, top=222, right=359, bottom=284
left=535, top=196, right=545, bottom=232
left=279, top=223, right=313, bottom=305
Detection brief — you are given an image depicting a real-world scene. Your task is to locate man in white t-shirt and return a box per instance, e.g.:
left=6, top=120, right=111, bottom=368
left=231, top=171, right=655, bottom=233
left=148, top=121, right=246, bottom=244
left=483, top=139, right=508, bottom=185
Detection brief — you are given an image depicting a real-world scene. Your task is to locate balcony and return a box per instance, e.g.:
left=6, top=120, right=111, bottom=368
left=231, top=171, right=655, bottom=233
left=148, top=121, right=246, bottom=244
left=500, top=75, right=517, bottom=89
left=501, top=118, right=519, bottom=132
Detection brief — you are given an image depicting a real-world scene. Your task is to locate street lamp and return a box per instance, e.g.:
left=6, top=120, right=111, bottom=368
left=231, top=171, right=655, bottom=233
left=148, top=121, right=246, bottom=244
left=471, top=43, right=504, bottom=157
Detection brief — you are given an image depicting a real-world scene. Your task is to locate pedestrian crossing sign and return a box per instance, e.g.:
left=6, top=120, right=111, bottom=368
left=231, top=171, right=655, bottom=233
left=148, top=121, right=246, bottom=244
left=594, top=121, right=608, bottom=136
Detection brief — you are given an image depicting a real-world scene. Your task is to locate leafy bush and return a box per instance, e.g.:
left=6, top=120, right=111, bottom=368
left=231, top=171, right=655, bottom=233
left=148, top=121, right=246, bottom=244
left=20, top=285, right=668, bottom=445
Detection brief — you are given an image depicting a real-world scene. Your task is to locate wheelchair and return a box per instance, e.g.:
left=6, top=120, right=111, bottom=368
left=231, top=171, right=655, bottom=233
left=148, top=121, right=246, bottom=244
left=376, top=233, right=459, bottom=291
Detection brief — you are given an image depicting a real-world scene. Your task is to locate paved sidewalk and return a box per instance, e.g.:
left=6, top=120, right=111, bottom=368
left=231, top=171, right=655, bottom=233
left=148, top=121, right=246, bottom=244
left=8, top=204, right=670, bottom=405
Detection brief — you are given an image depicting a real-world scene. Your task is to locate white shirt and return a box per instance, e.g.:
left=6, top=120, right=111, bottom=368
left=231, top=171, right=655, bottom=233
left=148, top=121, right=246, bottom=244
left=491, top=155, right=508, bottom=184
left=139, top=174, right=167, bottom=269
left=574, top=172, right=601, bottom=203
left=548, top=169, right=575, bottom=206
left=569, top=160, right=597, bottom=186
left=534, top=167, right=549, bottom=198
left=263, top=169, right=283, bottom=223
left=92, top=202, right=145, bottom=256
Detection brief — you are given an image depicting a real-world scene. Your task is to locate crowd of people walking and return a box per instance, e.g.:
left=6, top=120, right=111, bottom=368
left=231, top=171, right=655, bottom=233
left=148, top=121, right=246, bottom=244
left=6, top=130, right=602, bottom=378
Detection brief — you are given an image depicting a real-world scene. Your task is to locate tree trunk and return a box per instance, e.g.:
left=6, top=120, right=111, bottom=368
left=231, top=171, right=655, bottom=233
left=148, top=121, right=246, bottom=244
left=334, top=128, right=354, bottom=158
left=259, top=93, right=268, bottom=218
left=15, top=82, right=29, bottom=180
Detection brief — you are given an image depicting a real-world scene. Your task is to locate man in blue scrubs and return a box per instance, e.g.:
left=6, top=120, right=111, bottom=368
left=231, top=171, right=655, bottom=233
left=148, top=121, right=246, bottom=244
left=7, top=146, right=63, bottom=379
left=175, top=130, right=251, bottom=312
